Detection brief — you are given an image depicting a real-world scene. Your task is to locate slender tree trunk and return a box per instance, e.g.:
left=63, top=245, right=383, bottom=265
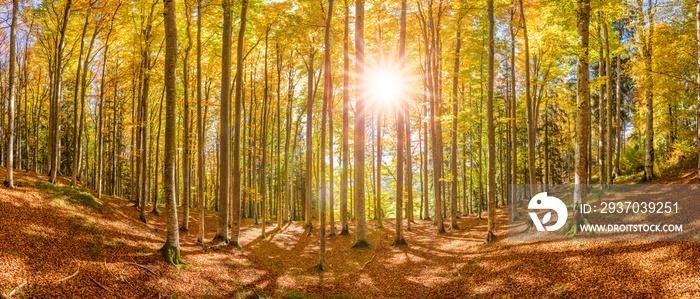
left=49, top=0, right=72, bottom=184
left=573, top=0, right=591, bottom=235
left=604, top=22, right=613, bottom=185
left=276, top=44, right=283, bottom=230
left=510, top=1, right=517, bottom=220
left=181, top=3, right=193, bottom=233
left=423, top=105, right=430, bottom=220
left=375, top=112, right=382, bottom=228
left=392, top=0, right=408, bottom=245
left=4, top=0, right=18, bottom=188
left=697, top=2, right=700, bottom=184
left=486, top=0, right=496, bottom=243
left=597, top=24, right=606, bottom=189
left=216, top=0, right=233, bottom=244
left=230, top=0, right=248, bottom=247
left=304, top=48, right=315, bottom=229
left=196, top=0, right=206, bottom=245
left=160, top=0, right=183, bottom=266
left=352, top=0, right=369, bottom=248
left=449, top=15, right=461, bottom=231
left=261, top=27, right=270, bottom=239
left=70, top=10, right=90, bottom=187
left=153, top=91, right=164, bottom=215
left=517, top=0, right=535, bottom=198
left=340, top=0, right=351, bottom=235
left=642, top=0, right=654, bottom=181
left=317, top=0, right=333, bottom=267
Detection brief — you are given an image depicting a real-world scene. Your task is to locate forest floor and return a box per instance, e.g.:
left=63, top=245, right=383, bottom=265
left=1, top=168, right=700, bottom=298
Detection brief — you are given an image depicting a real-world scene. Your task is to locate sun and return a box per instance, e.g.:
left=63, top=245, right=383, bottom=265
left=367, top=67, right=403, bottom=109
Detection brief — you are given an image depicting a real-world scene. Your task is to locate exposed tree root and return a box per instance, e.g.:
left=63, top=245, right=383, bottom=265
left=391, top=238, right=408, bottom=247
left=485, top=231, right=495, bottom=244
left=339, top=228, right=350, bottom=235
left=125, top=262, right=157, bottom=275
left=351, top=240, right=371, bottom=249
left=53, top=267, right=80, bottom=284
left=360, top=254, right=376, bottom=269
left=0, top=281, right=26, bottom=299
left=160, top=242, right=186, bottom=268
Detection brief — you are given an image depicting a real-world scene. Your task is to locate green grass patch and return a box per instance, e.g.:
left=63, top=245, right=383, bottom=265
left=31, top=181, right=109, bottom=213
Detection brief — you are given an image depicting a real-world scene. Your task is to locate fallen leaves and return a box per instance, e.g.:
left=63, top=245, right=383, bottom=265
left=0, top=167, right=699, bottom=298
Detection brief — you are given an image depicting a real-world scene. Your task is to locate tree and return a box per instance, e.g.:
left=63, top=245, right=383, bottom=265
left=392, top=0, right=407, bottom=246
left=196, top=0, right=205, bottom=245
left=5, top=0, right=18, bottom=188
left=160, top=0, right=184, bottom=266
left=48, top=0, right=72, bottom=185
left=636, top=0, right=655, bottom=181
left=352, top=0, right=370, bottom=248
left=485, top=0, right=496, bottom=243
left=231, top=0, right=249, bottom=247
left=215, top=0, right=233, bottom=245
left=697, top=1, right=700, bottom=184
left=340, top=0, right=351, bottom=236
left=604, top=21, right=613, bottom=185
left=449, top=11, right=462, bottom=231
left=317, top=0, right=334, bottom=269
left=180, top=0, right=193, bottom=233
left=518, top=0, right=536, bottom=198
left=304, top=47, right=315, bottom=230
left=572, top=0, right=591, bottom=236
left=98, top=3, right=121, bottom=200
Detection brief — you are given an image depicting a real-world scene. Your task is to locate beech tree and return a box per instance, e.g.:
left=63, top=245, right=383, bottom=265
left=160, top=0, right=184, bottom=266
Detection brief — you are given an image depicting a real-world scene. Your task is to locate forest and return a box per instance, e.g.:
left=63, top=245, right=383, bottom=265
left=1, top=0, right=699, bottom=297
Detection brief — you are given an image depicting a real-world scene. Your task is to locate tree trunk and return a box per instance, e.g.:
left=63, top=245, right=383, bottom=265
left=604, top=22, right=613, bottom=185
left=216, top=0, right=233, bottom=244
left=486, top=0, right=496, bottom=243
left=642, top=0, right=654, bottom=181
left=196, top=0, right=205, bottom=245
left=509, top=0, right=517, bottom=220
left=70, top=9, right=90, bottom=187
left=449, top=16, right=461, bottom=231
left=230, top=0, right=248, bottom=247
left=573, top=0, right=591, bottom=236
left=261, top=27, right=270, bottom=239
left=597, top=23, right=606, bottom=188
left=376, top=112, right=382, bottom=228
left=517, top=0, right=535, bottom=198
left=392, top=0, right=408, bottom=245
left=181, top=2, right=193, bottom=233
left=160, top=0, right=184, bottom=266
left=340, top=0, right=351, bottom=235
left=49, top=0, right=72, bottom=184
left=352, top=0, right=369, bottom=248
left=5, top=0, right=18, bottom=188
left=305, top=48, right=315, bottom=230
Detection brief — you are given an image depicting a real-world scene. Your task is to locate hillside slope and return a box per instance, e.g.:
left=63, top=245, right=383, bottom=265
left=0, top=168, right=699, bottom=298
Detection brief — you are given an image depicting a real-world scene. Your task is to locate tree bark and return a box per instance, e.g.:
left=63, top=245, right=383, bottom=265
left=5, top=0, right=18, bottom=188
left=604, top=21, right=613, bottom=185
left=181, top=1, right=193, bottom=233
left=49, top=0, right=72, bottom=184
left=573, top=0, right=591, bottom=236
left=486, top=0, right=496, bottom=243
left=517, top=0, right=536, bottom=198
left=216, top=0, right=233, bottom=244
left=449, top=15, right=461, bottom=230
left=230, top=0, right=248, bottom=247
left=160, top=0, right=183, bottom=266
left=352, top=0, right=369, bottom=248
left=196, top=0, right=205, bottom=245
